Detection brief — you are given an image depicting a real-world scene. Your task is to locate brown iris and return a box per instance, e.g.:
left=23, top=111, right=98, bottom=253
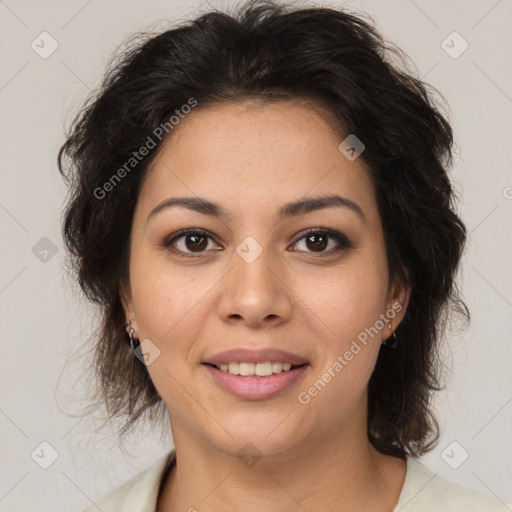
left=305, top=233, right=328, bottom=252
left=185, top=234, right=209, bottom=252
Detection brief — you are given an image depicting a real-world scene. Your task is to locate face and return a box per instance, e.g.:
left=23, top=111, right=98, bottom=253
left=121, top=99, right=409, bottom=459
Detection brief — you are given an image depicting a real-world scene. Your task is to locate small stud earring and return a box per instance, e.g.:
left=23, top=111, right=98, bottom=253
left=382, top=325, right=398, bottom=348
left=125, top=320, right=140, bottom=351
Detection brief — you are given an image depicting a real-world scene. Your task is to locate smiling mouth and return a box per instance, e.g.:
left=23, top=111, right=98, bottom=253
left=203, top=362, right=308, bottom=377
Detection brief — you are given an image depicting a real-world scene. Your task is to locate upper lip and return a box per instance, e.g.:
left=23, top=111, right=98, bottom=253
left=203, top=348, right=309, bottom=366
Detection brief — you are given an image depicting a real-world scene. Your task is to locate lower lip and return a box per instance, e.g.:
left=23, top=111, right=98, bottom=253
left=203, top=364, right=309, bottom=400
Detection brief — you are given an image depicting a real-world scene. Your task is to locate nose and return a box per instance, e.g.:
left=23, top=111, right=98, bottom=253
left=217, top=244, right=294, bottom=328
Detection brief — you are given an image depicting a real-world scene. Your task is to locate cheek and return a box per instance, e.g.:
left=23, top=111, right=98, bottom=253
left=129, top=257, right=210, bottom=413
left=302, top=259, right=388, bottom=342
left=129, top=250, right=210, bottom=345
left=297, top=248, right=388, bottom=393
left=296, top=267, right=385, bottom=419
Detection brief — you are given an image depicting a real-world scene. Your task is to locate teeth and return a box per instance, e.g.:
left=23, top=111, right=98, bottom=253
left=216, top=361, right=295, bottom=376
left=272, top=362, right=283, bottom=373
left=255, top=362, right=272, bottom=376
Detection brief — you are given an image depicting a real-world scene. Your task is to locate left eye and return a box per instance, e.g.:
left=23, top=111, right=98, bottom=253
left=164, top=228, right=351, bottom=257
left=291, top=228, right=352, bottom=254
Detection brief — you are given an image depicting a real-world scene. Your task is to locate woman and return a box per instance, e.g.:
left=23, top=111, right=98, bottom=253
left=58, top=1, right=508, bottom=510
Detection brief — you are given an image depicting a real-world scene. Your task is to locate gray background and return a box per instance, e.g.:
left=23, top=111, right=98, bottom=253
left=0, top=0, right=511, bottom=510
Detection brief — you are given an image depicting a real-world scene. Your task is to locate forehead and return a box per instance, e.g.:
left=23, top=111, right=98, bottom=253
left=137, top=99, right=378, bottom=223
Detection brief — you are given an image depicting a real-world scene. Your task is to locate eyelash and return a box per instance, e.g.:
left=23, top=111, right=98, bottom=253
left=163, top=228, right=352, bottom=258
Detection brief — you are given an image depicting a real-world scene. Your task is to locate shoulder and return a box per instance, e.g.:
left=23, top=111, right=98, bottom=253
left=81, top=449, right=176, bottom=512
left=394, top=457, right=509, bottom=512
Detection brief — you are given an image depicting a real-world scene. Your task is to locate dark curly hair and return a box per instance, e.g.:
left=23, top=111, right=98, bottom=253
left=58, top=0, right=468, bottom=459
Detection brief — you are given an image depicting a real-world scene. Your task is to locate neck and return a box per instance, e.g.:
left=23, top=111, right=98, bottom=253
left=157, top=419, right=406, bottom=512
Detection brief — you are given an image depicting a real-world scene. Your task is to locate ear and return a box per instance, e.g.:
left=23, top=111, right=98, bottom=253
left=384, top=272, right=411, bottom=338
left=119, top=280, right=139, bottom=334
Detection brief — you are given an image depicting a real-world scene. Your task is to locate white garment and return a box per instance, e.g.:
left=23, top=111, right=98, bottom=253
left=82, top=449, right=509, bottom=511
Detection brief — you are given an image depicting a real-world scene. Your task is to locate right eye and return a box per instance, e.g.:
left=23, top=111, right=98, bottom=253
left=164, top=229, right=222, bottom=257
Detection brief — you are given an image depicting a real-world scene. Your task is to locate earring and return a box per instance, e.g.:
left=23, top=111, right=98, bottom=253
left=382, top=325, right=398, bottom=348
left=125, top=320, right=140, bottom=351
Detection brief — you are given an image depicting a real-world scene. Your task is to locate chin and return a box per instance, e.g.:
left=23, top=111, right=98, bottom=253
left=203, top=411, right=307, bottom=459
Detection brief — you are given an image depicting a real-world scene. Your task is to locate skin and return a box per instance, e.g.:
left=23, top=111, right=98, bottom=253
left=121, top=99, right=410, bottom=511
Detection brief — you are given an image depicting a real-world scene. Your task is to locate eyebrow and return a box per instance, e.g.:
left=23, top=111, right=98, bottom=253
left=147, top=194, right=366, bottom=223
